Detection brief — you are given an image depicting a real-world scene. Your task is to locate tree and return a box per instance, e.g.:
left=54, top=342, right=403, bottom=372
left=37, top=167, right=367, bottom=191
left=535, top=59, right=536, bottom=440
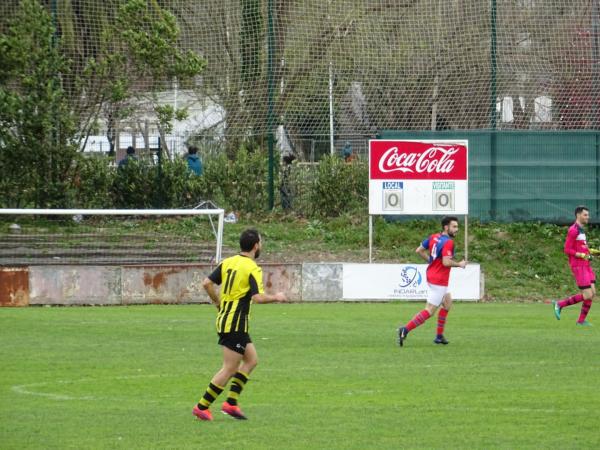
left=0, top=0, right=78, bottom=207
left=42, top=0, right=205, bottom=157
left=0, top=0, right=206, bottom=208
left=171, top=0, right=265, bottom=156
left=71, top=0, right=205, bottom=158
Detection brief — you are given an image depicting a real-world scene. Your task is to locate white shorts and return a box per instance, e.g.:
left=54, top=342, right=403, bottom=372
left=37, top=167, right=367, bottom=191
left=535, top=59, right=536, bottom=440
left=427, top=283, right=448, bottom=307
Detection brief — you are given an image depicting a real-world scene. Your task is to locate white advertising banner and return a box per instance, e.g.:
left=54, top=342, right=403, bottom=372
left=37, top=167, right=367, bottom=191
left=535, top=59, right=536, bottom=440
left=368, top=140, right=469, bottom=215
left=342, top=263, right=480, bottom=301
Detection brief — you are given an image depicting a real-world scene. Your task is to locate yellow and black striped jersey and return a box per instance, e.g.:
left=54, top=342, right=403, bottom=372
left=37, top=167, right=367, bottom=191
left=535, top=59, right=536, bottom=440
left=208, top=254, right=264, bottom=333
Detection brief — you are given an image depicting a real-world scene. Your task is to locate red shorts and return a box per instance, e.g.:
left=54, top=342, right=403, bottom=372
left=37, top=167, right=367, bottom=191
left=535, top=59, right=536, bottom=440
left=571, top=265, right=596, bottom=289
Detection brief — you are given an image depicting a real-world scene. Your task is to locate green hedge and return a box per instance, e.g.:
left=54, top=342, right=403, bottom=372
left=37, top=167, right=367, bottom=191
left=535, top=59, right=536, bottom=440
left=2, top=149, right=368, bottom=217
left=71, top=149, right=272, bottom=212
left=284, top=156, right=368, bottom=217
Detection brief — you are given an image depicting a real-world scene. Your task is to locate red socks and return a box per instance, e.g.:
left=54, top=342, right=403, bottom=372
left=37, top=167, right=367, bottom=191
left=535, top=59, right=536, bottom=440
left=437, top=308, right=449, bottom=336
left=405, top=309, right=431, bottom=331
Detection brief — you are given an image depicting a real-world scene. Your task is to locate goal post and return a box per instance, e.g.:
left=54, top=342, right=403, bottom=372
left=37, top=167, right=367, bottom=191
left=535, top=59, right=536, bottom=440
left=0, top=208, right=225, bottom=266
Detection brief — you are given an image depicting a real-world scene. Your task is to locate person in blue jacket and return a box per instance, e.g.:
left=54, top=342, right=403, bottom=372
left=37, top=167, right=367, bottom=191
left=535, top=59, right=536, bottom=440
left=186, top=145, right=203, bottom=176
left=118, top=146, right=138, bottom=168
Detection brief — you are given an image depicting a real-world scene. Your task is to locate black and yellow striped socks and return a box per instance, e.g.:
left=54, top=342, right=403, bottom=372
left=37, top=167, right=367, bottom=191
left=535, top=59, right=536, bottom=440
left=226, top=371, right=249, bottom=406
left=197, top=382, right=224, bottom=410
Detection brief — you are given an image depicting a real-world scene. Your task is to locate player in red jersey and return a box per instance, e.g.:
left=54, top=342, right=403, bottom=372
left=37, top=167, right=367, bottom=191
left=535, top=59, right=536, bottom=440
left=553, top=206, right=595, bottom=326
left=398, top=216, right=467, bottom=346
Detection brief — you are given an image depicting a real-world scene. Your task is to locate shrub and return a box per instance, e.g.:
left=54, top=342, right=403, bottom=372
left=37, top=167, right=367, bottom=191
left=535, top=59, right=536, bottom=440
left=306, top=156, right=368, bottom=218
left=77, top=148, right=272, bottom=211
left=111, top=159, right=156, bottom=208
left=200, top=147, right=271, bottom=212
left=71, top=155, right=115, bottom=208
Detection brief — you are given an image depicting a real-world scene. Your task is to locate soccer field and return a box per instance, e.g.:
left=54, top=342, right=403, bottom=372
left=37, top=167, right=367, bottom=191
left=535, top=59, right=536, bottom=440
left=1, top=303, right=599, bottom=449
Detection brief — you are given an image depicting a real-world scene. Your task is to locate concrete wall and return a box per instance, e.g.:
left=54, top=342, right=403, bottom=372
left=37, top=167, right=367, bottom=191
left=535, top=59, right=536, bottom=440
left=0, top=264, right=307, bottom=306
left=1, top=263, right=482, bottom=306
left=29, top=266, right=122, bottom=305
left=302, top=263, right=343, bottom=301
left=121, top=265, right=208, bottom=305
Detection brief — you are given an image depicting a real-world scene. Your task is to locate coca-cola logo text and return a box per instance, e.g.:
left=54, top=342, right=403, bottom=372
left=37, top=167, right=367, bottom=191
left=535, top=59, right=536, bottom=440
left=369, top=140, right=467, bottom=180
left=378, top=146, right=459, bottom=174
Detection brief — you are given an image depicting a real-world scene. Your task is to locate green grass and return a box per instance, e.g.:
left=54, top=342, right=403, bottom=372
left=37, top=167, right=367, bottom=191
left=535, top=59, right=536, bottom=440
left=2, top=303, right=600, bottom=449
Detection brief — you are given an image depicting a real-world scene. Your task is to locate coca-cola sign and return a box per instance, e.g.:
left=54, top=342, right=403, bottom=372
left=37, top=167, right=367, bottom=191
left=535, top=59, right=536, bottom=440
left=370, top=140, right=468, bottom=180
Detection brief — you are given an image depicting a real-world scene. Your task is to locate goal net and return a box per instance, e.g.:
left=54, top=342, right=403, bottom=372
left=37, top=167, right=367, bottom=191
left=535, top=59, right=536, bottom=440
left=2, top=0, right=597, bottom=160
left=0, top=208, right=224, bottom=266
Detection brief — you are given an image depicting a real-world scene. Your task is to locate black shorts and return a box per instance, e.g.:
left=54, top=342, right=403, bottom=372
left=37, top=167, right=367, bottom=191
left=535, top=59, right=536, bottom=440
left=218, top=332, right=252, bottom=355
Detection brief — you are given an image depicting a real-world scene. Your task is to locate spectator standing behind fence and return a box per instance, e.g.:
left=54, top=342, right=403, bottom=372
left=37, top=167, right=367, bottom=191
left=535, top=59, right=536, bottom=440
left=342, top=141, right=356, bottom=162
left=279, top=153, right=295, bottom=210
left=118, top=146, right=137, bottom=168
left=186, top=145, right=203, bottom=176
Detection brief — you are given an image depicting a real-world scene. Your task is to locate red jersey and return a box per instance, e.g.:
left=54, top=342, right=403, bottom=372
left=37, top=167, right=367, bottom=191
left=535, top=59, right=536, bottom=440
left=564, top=222, right=590, bottom=268
left=421, top=232, right=455, bottom=286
